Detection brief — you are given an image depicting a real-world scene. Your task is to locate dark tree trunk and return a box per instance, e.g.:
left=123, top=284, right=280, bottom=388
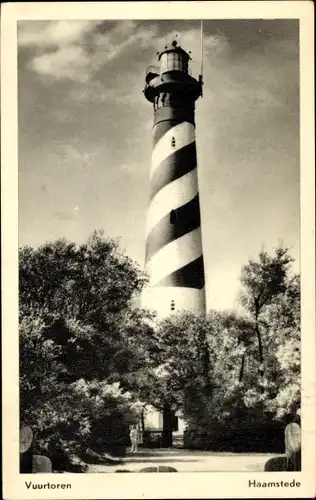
left=202, top=348, right=211, bottom=392
left=255, top=320, right=264, bottom=371
left=162, top=403, right=173, bottom=448
left=141, top=409, right=145, bottom=433
left=198, top=330, right=211, bottom=393
left=239, top=353, right=245, bottom=382
left=255, top=306, right=264, bottom=391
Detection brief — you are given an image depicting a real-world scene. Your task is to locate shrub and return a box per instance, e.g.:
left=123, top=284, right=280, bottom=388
left=184, top=418, right=284, bottom=453
left=142, top=431, right=163, bottom=448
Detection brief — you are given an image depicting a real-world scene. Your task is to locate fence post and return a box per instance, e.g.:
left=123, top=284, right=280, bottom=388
left=20, top=426, right=34, bottom=473
left=264, top=422, right=301, bottom=471
left=20, top=426, right=53, bottom=473
left=284, top=422, right=301, bottom=471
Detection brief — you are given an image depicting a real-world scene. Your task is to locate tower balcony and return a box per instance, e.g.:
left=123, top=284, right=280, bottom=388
left=143, top=69, right=201, bottom=103
left=145, top=66, right=159, bottom=85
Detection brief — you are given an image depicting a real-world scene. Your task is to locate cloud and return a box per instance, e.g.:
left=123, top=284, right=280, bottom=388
left=63, top=144, right=92, bottom=162
left=19, top=21, right=100, bottom=82
left=31, top=45, right=91, bottom=82
left=18, top=20, right=98, bottom=47
left=20, top=20, right=227, bottom=85
left=92, top=21, right=158, bottom=64
left=68, top=80, right=133, bottom=104
left=20, top=20, right=157, bottom=82
left=55, top=207, right=79, bottom=221
left=174, top=28, right=228, bottom=60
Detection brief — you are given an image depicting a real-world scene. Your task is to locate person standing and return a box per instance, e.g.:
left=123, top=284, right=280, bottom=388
left=129, top=426, right=138, bottom=454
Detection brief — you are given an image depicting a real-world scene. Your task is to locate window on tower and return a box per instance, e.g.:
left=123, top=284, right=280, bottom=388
left=170, top=209, right=177, bottom=225
left=171, top=300, right=175, bottom=311
left=171, top=136, right=176, bottom=147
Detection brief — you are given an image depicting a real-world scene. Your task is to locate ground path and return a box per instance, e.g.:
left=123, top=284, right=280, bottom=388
left=88, top=448, right=283, bottom=473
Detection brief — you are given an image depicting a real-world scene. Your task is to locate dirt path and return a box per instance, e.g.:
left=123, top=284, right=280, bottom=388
left=88, top=448, right=283, bottom=473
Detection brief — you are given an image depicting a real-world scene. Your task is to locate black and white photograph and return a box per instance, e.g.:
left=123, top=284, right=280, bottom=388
left=1, top=2, right=315, bottom=499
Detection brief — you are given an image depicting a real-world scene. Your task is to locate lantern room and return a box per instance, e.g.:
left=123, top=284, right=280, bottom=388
left=158, top=40, right=190, bottom=74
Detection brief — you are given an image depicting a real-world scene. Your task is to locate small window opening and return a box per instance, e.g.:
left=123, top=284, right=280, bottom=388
left=171, top=300, right=175, bottom=311
left=170, top=209, right=177, bottom=225
left=171, top=136, right=176, bottom=148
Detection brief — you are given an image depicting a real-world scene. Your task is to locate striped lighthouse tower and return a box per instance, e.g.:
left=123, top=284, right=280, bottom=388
left=142, top=40, right=206, bottom=317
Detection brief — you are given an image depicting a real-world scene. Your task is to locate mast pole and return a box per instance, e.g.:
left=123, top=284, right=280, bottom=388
left=200, top=20, right=204, bottom=76
left=200, top=20, right=204, bottom=97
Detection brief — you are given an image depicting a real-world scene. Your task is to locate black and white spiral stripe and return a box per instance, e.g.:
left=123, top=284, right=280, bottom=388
left=145, top=119, right=205, bottom=295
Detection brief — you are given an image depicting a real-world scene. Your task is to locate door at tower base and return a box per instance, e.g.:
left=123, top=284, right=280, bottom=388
left=142, top=286, right=206, bottom=317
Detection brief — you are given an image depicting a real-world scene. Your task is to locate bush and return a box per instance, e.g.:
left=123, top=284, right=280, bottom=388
left=19, top=233, right=148, bottom=472
left=86, top=410, right=130, bottom=457
left=184, top=419, right=285, bottom=453
left=142, top=431, right=163, bottom=448
left=21, top=367, right=138, bottom=469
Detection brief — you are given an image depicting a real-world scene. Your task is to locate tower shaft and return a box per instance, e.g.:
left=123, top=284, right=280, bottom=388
left=142, top=43, right=206, bottom=317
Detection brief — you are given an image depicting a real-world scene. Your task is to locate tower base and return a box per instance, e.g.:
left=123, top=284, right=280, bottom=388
left=141, top=286, right=206, bottom=318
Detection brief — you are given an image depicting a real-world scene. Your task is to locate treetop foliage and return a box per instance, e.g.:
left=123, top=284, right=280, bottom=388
left=19, top=230, right=147, bottom=322
left=19, top=234, right=300, bottom=461
left=239, top=247, right=294, bottom=316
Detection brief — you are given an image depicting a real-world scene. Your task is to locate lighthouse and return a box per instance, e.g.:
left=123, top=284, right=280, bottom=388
left=142, top=40, right=206, bottom=317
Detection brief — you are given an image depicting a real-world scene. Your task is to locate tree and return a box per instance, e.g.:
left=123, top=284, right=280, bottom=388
left=148, top=312, right=212, bottom=414
left=179, top=308, right=298, bottom=452
left=125, top=309, right=260, bottom=425
left=116, top=310, right=214, bottom=432
left=20, top=230, right=147, bottom=321
left=19, top=231, right=149, bottom=464
left=239, top=247, right=294, bottom=380
left=262, top=274, right=300, bottom=420
left=19, top=231, right=147, bottom=383
left=20, top=315, right=142, bottom=463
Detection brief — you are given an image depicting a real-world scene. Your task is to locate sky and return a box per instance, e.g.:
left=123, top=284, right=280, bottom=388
left=18, top=19, right=300, bottom=311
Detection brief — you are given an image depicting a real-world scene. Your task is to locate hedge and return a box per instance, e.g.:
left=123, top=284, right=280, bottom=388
left=183, top=420, right=285, bottom=453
